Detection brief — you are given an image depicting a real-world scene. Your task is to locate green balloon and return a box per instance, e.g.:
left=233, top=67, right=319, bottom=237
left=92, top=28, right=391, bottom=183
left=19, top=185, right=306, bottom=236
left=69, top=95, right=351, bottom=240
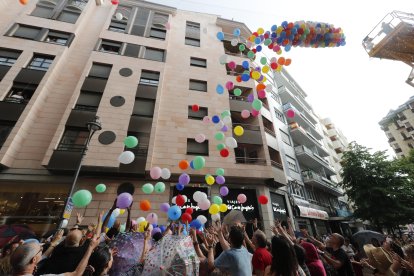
left=212, top=196, right=223, bottom=205
left=264, top=38, right=272, bottom=46
left=142, top=183, right=154, bottom=194
left=95, top=183, right=106, bottom=193
left=221, top=110, right=231, bottom=118
left=216, top=168, right=225, bottom=176
left=260, top=57, right=267, bottom=65
left=193, top=156, right=206, bottom=170
left=215, top=132, right=225, bottom=141
left=154, top=182, right=165, bottom=193
left=120, top=223, right=126, bottom=233
left=233, top=88, right=242, bottom=96
left=247, top=51, right=255, bottom=59
left=252, top=99, right=263, bottom=110
left=72, top=189, right=92, bottom=207
left=124, top=136, right=138, bottom=148
left=238, top=44, right=245, bottom=51
left=217, top=143, right=226, bottom=151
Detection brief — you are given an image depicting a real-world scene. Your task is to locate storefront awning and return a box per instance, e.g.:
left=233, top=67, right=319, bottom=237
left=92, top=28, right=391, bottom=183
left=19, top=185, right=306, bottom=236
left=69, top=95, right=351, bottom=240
left=296, top=205, right=329, bottom=220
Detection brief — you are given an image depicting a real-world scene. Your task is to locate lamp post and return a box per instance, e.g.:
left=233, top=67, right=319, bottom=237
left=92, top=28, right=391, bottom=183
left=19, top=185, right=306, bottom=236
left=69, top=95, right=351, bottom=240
left=60, top=116, right=102, bottom=227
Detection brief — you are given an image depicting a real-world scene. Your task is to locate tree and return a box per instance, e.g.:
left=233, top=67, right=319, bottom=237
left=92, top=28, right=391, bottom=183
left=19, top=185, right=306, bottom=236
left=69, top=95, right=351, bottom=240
left=340, top=142, right=414, bottom=230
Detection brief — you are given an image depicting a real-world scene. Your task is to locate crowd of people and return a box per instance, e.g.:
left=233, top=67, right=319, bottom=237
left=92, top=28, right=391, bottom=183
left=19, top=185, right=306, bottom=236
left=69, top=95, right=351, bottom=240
left=0, top=203, right=413, bottom=276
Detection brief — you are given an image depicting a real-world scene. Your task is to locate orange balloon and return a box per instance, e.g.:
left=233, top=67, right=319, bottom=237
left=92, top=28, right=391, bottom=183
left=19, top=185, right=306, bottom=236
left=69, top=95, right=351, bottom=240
left=256, top=83, right=266, bottom=91
left=236, top=75, right=242, bottom=82
left=278, top=57, right=285, bottom=65
left=285, top=59, right=292, bottom=66
left=140, top=200, right=151, bottom=211
left=19, top=0, right=29, bottom=4
left=178, top=160, right=189, bottom=170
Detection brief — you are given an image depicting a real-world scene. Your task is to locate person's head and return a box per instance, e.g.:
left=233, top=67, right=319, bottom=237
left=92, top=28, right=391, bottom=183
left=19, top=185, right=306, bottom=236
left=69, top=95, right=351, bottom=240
left=371, top=238, right=381, bottom=247
left=65, top=229, right=83, bottom=247
left=228, top=226, right=244, bottom=249
left=83, top=246, right=113, bottom=276
left=10, top=242, right=43, bottom=274
left=252, top=230, right=267, bottom=249
left=293, top=244, right=306, bottom=266
left=327, top=233, right=344, bottom=249
left=382, top=237, right=392, bottom=251
left=152, top=232, right=163, bottom=242
left=344, top=237, right=350, bottom=246
left=2, top=242, right=19, bottom=257
left=270, top=235, right=298, bottom=276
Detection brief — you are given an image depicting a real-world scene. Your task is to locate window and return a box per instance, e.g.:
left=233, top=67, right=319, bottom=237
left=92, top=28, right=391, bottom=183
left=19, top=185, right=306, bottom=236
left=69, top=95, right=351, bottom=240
left=187, top=138, right=208, bottom=155
left=88, top=63, right=112, bottom=79
left=290, top=184, right=305, bottom=198
left=109, top=21, right=127, bottom=33
left=143, top=47, right=165, bottom=62
left=131, top=7, right=150, bottom=36
left=0, top=122, right=14, bottom=148
left=132, top=99, right=155, bottom=117
left=5, top=82, right=37, bottom=103
left=139, top=71, right=160, bottom=86
left=45, top=31, right=70, bottom=45
left=12, top=25, right=41, bottom=40
left=190, top=57, right=207, bottom=68
left=57, top=128, right=89, bottom=151
left=31, top=0, right=87, bottom=23
left=280, top=129, right=291, bottom=145
left=149, top=28, right=166, bottom=40
left=74, top=92, right=101, bottom=111
left=274, top=108, right=286, bottom=123
left=99, top=40, right=122, bottom=54
left=263, top=117, right=275, bottom=136
left=306, top=187, right=318, bottom=202
left=188, top=106, right=208, bottom=120
left=28, top=55, right=54, bottom=71
left=124, top=44, right=141, bottom=58
left=286, top=155, right=298, bottom=172
left=0, top=49, right=21, bottom=66
left=189, top=79, right=207, bottom=92
left=185, top=21, right=200, bottom=47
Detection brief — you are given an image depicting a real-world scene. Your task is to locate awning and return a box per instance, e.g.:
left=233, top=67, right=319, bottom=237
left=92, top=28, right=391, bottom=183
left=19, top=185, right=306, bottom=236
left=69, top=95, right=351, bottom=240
left=296, top=205, right=329, bottom=220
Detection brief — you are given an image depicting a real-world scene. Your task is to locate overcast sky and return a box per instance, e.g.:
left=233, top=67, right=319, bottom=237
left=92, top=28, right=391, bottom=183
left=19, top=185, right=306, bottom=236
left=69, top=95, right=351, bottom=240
left=152, top=0, right=413, bottom=156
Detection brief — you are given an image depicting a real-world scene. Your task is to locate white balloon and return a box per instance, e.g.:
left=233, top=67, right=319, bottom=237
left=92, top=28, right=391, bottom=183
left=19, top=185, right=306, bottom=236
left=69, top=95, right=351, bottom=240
left=200, top=192, right=208, bottom=201
left=231, top=38, right=238, bottom=46
left=222, top=116, right=232, bottom=125
left=118, top=151, right=135, bottom=164
left=161, top=168, right=171, bottom=179
left=183, top=195, right=188, bottom=203
left=214, top=121, right=225, bottom=130
left=115, top=12, right=123, bottom=20
left=148, top=224, right=153, bottom=231
left=195, top=134, right=206, bottom=143
left=225, top=137, right=238, bottom=149
left=136, top=217, right=145, bottom=224
left=61, top=219, right=68, bottom=228
left=193, top=191, right=202, bottom=202
left=112, top=208, right=120, bottom=217
left=197, top=215, right=207, bottom=224
left=172, top=196, right=176, bottom=204
left=219, top=54, right=228, bottom=65
left=211, top=213, right=221, bottom=222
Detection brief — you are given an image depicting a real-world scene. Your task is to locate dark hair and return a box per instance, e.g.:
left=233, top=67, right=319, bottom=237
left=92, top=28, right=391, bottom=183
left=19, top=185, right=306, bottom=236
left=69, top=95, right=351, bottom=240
left=1, top=242, right=19, bottom=256
left=293, top=244, right=306, bottom=266
left=254, top=231, right=268, bottom=248
left=83, top=246, right=111, bottom=276
left=153, top=232, right=163, bottom=242
left=371, top=238, right=381, bottom=247
left=271, top=236, right=298, bottom=276
left=390, top=242, right=404, bottom=258
left=229, top=226, right=244, bottom=248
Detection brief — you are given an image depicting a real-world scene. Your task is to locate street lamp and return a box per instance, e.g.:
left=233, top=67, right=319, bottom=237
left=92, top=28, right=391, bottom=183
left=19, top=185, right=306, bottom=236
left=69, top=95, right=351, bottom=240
left=60, top=116, right=102, bottom=227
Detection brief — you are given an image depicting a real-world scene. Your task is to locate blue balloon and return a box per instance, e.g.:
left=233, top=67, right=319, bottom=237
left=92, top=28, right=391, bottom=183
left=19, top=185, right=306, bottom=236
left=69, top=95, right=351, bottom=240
left=176, top=183, right=185, bottom=191
left=168, top=205, right=182, bottom=221
left=233, top=28, right=241, bottom=37
left=285, top=45, right=292, bottom=52
left=212, top=115, right=220, bottom=124
left=190, top=219, right=202, bottom=230
left=103, top=212, right=116, bottom=228
left=271, top=25, right=277, bottom=32
left=241, top=74, right=250, bottom=82
left=159, top=225, right=166, bottom=232
left=190, top=160, right=195, bottom=169
left=216, top=32, right=224, bottom=41
left=216, top=84, right=224, bottom=94
left=254, top=37, right=261, bottom=44
left=242, top=60, right=249, bottom=69
left=256, top=45, right=262, bottom=52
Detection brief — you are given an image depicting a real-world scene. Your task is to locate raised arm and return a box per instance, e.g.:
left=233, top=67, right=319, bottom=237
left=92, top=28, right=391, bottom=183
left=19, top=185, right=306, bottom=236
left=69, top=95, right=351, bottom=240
left=65, top=234, right=100, bottom=276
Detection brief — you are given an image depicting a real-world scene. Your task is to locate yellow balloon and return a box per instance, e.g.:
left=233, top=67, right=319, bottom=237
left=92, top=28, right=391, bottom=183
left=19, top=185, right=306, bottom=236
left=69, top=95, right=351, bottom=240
left=206, top=175, right=215, bottom=185
left=105, top=227, right=109, bottom=233
left=257, top=27, right=264, bottom=35
left=209, top=204, right=220, bottom=215
left=251, top=71, right=261, bottom=80
left=262, top=76, right=267, bottom=82
left=138, top=221, right=148, bottom=233
left=277, top=26, right=283, bottom=34
left=219, top=204, right=228, bottom=213
left=119, top=209, right=126, bottom=215
left=234, top=126, right=244, bottom=136
left=276, top=65, right=283, bottom=72
left=262, top=65, right=270, bottom=74
left=249, top=35, right=256, bottom=42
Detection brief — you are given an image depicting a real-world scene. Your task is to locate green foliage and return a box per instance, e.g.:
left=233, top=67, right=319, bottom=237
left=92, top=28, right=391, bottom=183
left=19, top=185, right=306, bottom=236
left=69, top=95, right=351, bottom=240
left=340, top=142, right=414, bottom=229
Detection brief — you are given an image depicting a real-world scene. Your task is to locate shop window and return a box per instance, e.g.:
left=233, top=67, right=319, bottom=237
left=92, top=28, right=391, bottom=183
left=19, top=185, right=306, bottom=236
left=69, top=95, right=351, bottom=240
left=187, top=138, right=208, bottom=155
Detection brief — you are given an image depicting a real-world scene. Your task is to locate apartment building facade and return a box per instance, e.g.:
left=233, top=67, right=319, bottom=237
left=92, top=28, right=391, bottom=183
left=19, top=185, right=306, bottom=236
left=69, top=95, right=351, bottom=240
left=379, top=96, right=414, bottom=158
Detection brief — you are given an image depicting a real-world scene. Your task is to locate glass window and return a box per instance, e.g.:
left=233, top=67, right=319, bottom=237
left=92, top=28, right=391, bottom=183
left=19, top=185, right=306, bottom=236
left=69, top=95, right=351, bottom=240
left=31, top=0, right=56, bottom=18
left=139, top=71, right=160, bottom=86
left=0, top=49, right=21, bottom=66
left=274, top=108, right=286, bottom=123
left=285, top=155, right=298, bottom=172
left=143, top=47, right=165, bottom=62
left=187, top=138, right=208, bottom=156
left=280, top=129, right=291, bottom=145
left=99, top=40, right=122, bottom=54
left=75, top=92, right=101, bottom=110
left=131, top=7, right=150, bottom=36
left=124, top=44, right=141, bottom=58
left=189, top=79, right=207, bottom=92
left=12, top=25, right=41, bottom=40
left=185, top=37, right=200, bottom=47
left=109, top=21, right=127, bottom=33
left=57, top=128, right=89, bottom=151
left=149, top=28, right=166, bottom=40
left=45, top=31, right=70, bottom=46
left=28, top=55, right=54, bottom=71
left=185, top=21, right=200, bottom=39
left=188, top=106, right=208, bottom=120
left=0, top=122, right=14, bottom=148
left=88, top=63, right=112, bottom=79
left=190, top=57, right=207, bottom=68
left=132, top=98, right=155, bottom=117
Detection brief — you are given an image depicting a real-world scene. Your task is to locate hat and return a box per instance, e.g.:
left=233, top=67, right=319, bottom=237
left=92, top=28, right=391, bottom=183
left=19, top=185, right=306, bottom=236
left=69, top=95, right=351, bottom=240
left=363, top=244, right=396, bottom=276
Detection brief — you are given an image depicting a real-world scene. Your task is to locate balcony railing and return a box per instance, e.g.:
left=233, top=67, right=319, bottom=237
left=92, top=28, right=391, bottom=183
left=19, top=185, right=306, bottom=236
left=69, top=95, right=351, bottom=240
left=295, top=145, right=332, bottom=167
left=56, top=143, right=85, bottom=152
left=126, top=144, right=149, bottom=157
left=264, top=127, right=276, bottom=137
left=289, top=124, right=323, bottom=147
left=302, top=170, right=342, bottom=193
left=229, top=95, right=249, bottom=101
left=74, top=104, right=98, bottom=112
left=235, top=157, right=267, bottom=165
left=283, top=103, right=316, bottom=129
left=278, top=86, right=317, bottom=124
left=232, top=123, right=260, bottom=131
left=270, top=160, right=283, bottom=169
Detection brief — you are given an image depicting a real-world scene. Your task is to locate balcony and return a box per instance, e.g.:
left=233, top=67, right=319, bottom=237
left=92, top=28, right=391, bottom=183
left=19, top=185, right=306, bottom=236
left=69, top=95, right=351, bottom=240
left=278, top=86, right=317, bottom=124
left=0, top=100, right=26, bottom=122
left=48, top=146, right=83, bottom=171
left=235, top=157, right=267, bottom=165
left=81, top=77, right=107, bottom=93
left=136, top=84, right=157, bottom=100
left=295, top=145, right=336, bottom=176
left=66, top=108, right=97, bottom=128
left=229, top=95, right=252, bottom=112
left=283, top=103, right=320, bottom=137
left=289, top=123, right=329, bottom=157
left=302, top=170, right=343, bottom=196
left=232, top=123, right=263, bottom=145
left=119, top=144, right=148, bottom=174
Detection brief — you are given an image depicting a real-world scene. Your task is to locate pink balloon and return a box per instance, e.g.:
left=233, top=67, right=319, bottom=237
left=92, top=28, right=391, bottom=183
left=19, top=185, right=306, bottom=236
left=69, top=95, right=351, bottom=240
left=225, top=81, right=234, bottom=90
left=241, top=110, right=250, bottom=119
left=202, top=116, right=210, bottom=124
left=237, top=194, right=247, bottom=204
left=195, top=134, right=206, bottom=143
left=257, top=90, right=266, bottom=99
left=286, top=109, right=295, bottom=118
left=228, top=61, right=236, bottom=70
left=198, top=199, right=211, bottom=210
left=146, top=213, right=158, bottom=224
left=251, top=109, right=260, bottom=117
left=150, top=166, right=162, bottom=179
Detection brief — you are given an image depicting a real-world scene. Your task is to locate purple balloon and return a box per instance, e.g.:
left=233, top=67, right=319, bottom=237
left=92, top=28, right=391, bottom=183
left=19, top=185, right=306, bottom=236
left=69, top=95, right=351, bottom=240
left=221, top=125, right=228, bottom=132
left=179, top=173, right=190, bottom=185
left=151, top=227, right=161, bottom=236
left=117, top=192, right=133, bottom=209
left=216, top=175, right=226, bottom=185
left=160, top=202, right=170, bottom=213
left=220, top=186, right=229, bottom=196
left=247, top=94, right=254, bottom=103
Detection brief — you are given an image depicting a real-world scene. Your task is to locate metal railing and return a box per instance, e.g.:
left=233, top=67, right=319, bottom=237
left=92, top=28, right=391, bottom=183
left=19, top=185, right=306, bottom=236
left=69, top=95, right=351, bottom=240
left=270, top=160, right=283, bottom=169
left=56, top=143, right=85, bottom=152
left=235, top=157, right=267, bottom=165
left=295, top=145, right=331, bottom=167
left=264, top=127, right=276, bottom=137
left=74, top=104, right=98, bottom=112
left=125, top=144, right=149, bottom=157
left=302, top=170, right=342, bottom=193
left=232, top=123, right=260, bottom=131
left=279, top=86, right=317, bottom=123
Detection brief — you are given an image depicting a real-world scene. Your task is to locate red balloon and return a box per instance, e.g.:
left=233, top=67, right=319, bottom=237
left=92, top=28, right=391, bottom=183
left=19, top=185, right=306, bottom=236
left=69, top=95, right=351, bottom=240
left=220, top=149, right=229, bottom=158
left=181, top=212, right=192, bottom=223
left=111, top=0, right=119, bottom=4
left=176, top=194, right=185, bottom=206
left=185, top=208, right=193, bottom=214
left=258, top=195, right=268, bottom=204
left=192, top=104, right=199, bottom=112
left=270, top=63, right=278, bottom=70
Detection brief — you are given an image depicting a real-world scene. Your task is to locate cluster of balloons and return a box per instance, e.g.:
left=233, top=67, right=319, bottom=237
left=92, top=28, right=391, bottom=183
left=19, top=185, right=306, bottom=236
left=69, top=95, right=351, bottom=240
left=149, top=167, right=171, bottom=180
left=118, top=136, right=139, bottom=164
left=142, top=182, right=166, bottom=194
left=178, top=156, right=205, bottom=171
